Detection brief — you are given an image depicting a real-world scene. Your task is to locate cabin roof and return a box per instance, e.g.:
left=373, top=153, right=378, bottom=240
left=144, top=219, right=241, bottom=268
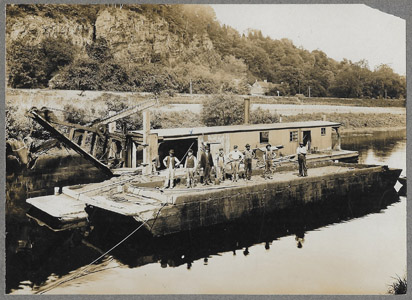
left=133, top=121, right=341, bottom=138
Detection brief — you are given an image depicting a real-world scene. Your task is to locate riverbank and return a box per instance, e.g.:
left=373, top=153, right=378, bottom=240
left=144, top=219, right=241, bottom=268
left=6, top=88, right=405, bottom=140
left=6, top=88, right=406, bottom=108
left=340, top=126, right=406, bottom=134
left=282, top=113, right=405, bottom=131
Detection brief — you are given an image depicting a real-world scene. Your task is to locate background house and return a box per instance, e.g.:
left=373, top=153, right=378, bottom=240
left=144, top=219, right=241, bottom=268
left=250, top=80, right=280, bottom=96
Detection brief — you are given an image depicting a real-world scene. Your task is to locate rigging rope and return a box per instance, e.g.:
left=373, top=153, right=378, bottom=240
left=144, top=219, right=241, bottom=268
left=37, top=202, right=167, bottom=295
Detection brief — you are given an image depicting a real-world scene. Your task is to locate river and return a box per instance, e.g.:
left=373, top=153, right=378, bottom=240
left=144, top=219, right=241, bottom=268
left=7, top=130, right=406, bottom=295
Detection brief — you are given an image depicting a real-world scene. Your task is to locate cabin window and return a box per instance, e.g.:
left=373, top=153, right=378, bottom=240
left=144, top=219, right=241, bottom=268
left=321, top=128, right=326, bottom=136
left=260, top=131, right=269, bottom=143
left=290, top=131, right=298, bottom=142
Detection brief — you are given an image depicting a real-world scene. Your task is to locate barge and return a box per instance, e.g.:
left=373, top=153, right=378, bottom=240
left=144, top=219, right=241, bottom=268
left=22, top=98, right=401, bottom=237
left=26, top=160, right=401, bottom=236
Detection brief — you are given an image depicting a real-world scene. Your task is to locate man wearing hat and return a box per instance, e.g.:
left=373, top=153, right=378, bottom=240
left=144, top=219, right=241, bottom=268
left=296, top=142, right=308, bottom=177
left=243, top=144, right=254, bottom=180
left=199, top=144, right=214, bottom=185
left=163, top=149, right=181, bottom=188
left=263, top=144, right=276, bottom=179
left=215, top=147, right=226, bottom=182
left=184, top=149, right=197, bottom=188
left=228, top=145, right=243, bottom=182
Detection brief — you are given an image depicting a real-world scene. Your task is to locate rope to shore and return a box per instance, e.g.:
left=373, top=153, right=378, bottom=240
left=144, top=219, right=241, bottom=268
left=36, top=203, right=167, bottom=295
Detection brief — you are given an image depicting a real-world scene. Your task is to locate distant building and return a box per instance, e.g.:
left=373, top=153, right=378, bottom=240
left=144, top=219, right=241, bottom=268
left=250, top=79, right=280, bottom=96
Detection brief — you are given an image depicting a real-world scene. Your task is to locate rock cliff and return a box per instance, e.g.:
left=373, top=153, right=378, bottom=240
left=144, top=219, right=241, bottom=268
left=7, top=6, right=216, bottom=66
left=7, top=12, right=94, bottom=48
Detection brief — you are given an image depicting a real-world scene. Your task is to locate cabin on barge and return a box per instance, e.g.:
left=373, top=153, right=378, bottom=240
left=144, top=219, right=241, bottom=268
left=127, top=119, right=357, bottom=172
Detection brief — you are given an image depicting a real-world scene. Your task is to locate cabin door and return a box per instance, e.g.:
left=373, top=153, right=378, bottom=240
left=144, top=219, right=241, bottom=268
left=302, top=131, right=311, bottom=151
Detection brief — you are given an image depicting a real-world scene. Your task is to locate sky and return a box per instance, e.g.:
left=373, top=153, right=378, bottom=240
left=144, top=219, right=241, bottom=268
left=211, top=4, right=406, bottom=75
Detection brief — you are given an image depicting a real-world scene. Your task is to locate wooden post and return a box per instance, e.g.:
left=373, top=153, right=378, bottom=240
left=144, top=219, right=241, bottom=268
left=80, top=131, right=88, bottom=148
left=334, top=127, right=342, bottom=151
left=108, top=111, right=116, bottom=158
left=244, top=98, right=250, bottom=125
left=142, top=110, right=151, bottom=175
left=68, top=128, right=76, bottom=140
left=131, top=141, right=137, bottom=168
left=90, top=133, right=98, bottom=156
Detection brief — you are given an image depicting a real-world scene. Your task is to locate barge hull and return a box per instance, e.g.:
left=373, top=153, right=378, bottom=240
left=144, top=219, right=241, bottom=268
left=142, top=165, right=401, bottom=236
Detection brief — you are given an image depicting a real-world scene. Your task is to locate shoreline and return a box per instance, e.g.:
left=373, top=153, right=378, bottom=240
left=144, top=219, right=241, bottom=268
left=340, top=126, right=406, bottom=134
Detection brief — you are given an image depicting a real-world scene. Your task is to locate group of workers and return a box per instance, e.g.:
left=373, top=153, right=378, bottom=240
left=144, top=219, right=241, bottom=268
left=162, top=142, right=308, bottom=189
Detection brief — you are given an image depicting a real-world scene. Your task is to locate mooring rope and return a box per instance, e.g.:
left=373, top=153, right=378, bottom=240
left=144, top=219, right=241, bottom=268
left=37, top=202, right=167, bottom=294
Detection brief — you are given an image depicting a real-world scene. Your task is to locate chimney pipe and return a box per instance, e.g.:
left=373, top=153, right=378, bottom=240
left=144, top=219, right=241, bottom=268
left=244, top=98, right=250, bottom=124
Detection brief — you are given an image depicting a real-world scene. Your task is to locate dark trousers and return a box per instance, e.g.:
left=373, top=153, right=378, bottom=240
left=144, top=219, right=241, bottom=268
left=244, top=158, right=252, bottom=179
left=203, top=165, right=212, bottom=184
left=298, top=154, right=307, bottom=176
left=264, top=160, right=273, bottom=178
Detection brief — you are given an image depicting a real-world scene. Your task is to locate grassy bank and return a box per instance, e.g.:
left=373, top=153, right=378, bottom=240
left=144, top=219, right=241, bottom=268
left=6, top=88, right=405, bottom=141
left=6, top=88, right=406, bottom=108
left=250, top=96, right=405, bottom=107
left=283, top=112, right=406, bottom=131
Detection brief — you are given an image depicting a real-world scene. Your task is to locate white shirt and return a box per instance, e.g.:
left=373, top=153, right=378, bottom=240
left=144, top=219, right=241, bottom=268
left=163, top=156, right=180, bottom=169
left=297, top=146, right=307, bottom=155
left=229, top=150, right=244, bottom=161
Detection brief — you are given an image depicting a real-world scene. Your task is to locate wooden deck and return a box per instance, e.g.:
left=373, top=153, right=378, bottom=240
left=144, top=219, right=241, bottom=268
left=25, top=162, right=366, bottom=224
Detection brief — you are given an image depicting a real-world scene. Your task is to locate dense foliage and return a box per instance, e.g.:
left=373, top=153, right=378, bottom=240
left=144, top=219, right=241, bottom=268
left=6, top=4, right=406, bottom=99
left=7, top=37, right=76, bottom=88
left=201, top=95, right=245, bottom=126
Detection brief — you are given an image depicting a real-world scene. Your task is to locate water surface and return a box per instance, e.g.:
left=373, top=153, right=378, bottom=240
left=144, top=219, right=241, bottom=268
left=8, top=130, right=406, bottom=295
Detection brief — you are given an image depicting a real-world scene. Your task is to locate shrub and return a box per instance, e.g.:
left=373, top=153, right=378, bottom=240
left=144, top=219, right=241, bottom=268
left=129, top=66, right=181, bottom=94
left=51, top=58, right=100, bottom=90
left=250, top=107, right=280, bottom=124
left=151, top=110, right=202, bottom=129
left=63, top=104, right=88, bottom=125
left=6, top=106, right=30, bottom=139
left=7, top=37, right=76, bottom=88
left=388, top=275, right=407, bottom=295
left=7, top=40, right=49, bottom=88
left=201, top=94, right=244, bottom=126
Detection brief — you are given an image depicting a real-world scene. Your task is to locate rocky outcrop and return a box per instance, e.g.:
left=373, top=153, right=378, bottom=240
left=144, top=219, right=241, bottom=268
left=94, top=8, right=215, bottom=65
left=7, top=6, right=216, bottom=66
left=6, top=14, right=94, bottom=48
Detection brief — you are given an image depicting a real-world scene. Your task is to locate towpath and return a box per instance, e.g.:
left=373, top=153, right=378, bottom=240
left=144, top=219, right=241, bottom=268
left=154, top=103, right=405, bottom=116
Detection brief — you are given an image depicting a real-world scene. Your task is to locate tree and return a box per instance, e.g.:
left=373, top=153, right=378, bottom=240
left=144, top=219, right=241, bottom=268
left=250, top=107, right=279, bottom=124
left=51, top=57, right=100, bottom=90
left=372, top=64, right=405, bottom=99
left=201, top=94, right=244, bottom=126
left=86, top=37, right=113, bottom=62
left=7, top=37, right=76, bottom=88
left=7, top=40, right=48, bottom=88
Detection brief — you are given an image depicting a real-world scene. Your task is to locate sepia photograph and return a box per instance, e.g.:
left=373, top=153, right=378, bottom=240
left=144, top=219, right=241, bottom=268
left=4, top=2, right=407, bottom=295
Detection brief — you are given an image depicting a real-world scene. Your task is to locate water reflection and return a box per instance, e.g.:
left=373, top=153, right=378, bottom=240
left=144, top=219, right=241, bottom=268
left=6, top=130, right=407, bottom=294
left=341, top=129, right=406, bottom=160
left=7, top=186, right=400, bottom=293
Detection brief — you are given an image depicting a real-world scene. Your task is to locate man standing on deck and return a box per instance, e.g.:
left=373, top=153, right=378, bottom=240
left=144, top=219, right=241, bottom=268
left=215, top=147, right=226, bottom=182
left=297, top=142, right=308, bottom=177
left=199, top=145, right=214, bottom=185
left=228, top=145, right=243, bottom=182
left=163, top=149, right=180, bottom=189
left=263, top=144, right=275, bottom=179
left=184, top=149, right=197, bottom=188
left=243, top=144, right=254, bottom=180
